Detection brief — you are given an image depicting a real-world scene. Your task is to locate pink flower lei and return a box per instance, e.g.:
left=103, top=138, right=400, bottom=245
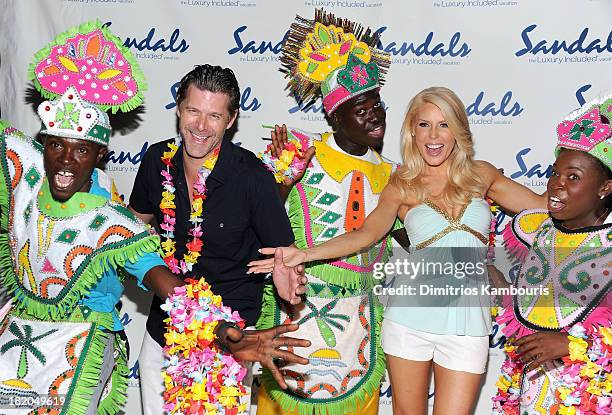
left=162, top=278, right=247, bottom=415
left=159, top=138, right=220, bottom=274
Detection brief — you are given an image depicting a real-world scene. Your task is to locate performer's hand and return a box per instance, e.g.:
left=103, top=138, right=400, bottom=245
left=223, top=324, right=310, bottom=389
left=270, top=124, right=315, bottom=187
left=272, top=248, right=308, bottom=305
left=515, top=332, right=570, bottom=368
left=247, top=246, right=308, bottom=274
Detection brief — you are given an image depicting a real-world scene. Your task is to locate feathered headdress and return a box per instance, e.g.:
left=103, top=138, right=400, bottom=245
left=281, top=9, right=390, bottom=114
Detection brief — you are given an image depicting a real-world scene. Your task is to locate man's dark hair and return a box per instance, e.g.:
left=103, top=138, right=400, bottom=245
left=176, top=64, right=240, bottom=115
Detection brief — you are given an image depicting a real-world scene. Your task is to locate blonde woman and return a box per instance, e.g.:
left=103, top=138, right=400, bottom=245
left=250, top=87, right=546, bottom=415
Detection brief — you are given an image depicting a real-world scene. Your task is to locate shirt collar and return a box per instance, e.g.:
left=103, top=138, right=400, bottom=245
left=172, top=136, right=234, bottom=185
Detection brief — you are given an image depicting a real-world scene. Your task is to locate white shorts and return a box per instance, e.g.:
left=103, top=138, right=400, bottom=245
left=381, top=319, right=489, bottom=374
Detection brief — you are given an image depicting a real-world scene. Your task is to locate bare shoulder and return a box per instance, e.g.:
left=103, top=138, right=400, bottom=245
left=474, top=159, right=501, bottom=183
left=383, top=180, right=420, bottom=223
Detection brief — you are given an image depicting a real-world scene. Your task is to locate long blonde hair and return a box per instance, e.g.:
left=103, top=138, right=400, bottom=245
left=390, top=86, right=486, bottom=206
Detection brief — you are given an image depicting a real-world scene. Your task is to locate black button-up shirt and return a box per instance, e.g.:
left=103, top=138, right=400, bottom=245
left=130, top=137, right=294, bottom=345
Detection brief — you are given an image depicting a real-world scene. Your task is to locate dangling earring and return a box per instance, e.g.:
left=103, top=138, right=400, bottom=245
left=411, top=132, right=415, bottom=137
left=600, top=194, right=605, bottom=200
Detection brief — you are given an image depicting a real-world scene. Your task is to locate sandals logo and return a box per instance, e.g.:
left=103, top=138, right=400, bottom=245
left=466, top=90, right=524, bottom=126
left=287, top=94, right=388, bottom=122
left=164, top=81, right=262, bottom=113
left=509, top=147, right=552, bottom=188
left=373, top=26, right=471, bottom=66
left=515, top=24, right=612, bottom=64
left=104, top=141, right=150, bottom=174
left=104, top=22, right=190, bottom=60
left=227, top=25, right=288, bottom=63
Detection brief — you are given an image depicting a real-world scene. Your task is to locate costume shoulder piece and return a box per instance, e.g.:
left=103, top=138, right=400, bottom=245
left=2, top=176, right=159, bottom=320
left=503, top=208, right=550, bottom=264
left=0, top=135, right=158, bottom=321
left=513, top=220, right=611, bottom=332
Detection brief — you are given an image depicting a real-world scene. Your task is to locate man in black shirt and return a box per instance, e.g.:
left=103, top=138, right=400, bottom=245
left=129, top=64, right=305, bottom=414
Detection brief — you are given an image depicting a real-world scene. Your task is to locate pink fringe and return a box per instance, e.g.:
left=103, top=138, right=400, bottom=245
left=502, top=220, right=529, bottom=265
left=497, top=305, right=535, bottom=339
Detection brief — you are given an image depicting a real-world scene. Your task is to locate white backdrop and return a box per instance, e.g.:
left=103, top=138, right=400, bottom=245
left=1, top=0, right=611, bottom=413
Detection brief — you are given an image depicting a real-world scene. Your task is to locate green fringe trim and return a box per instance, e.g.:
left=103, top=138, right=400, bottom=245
left=28, top=20, right=147, bottom=114
left=0, top=137, right=14, bottom=316
left=63, top=322, right=111, bottom=414
left=97, top=333, right=129, bottom=415
left=0, top=119, right=10, bottom=132
left=257, top=289, right=386, bottom=415
left=256, top=284, right=277, bottom=330
left=287, top=187, right=393, bottom=290
left=3, top=233, right=160, bottom=321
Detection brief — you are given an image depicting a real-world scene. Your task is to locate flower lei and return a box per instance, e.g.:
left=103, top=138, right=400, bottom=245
left=492, top=323, right=612, bottom=415
left=258, top=128, right=310, bottom=183
left=160, top=139, right=219, bottom=274
left=555, top=324, right=612, bottom=414
left=486, top=198, right=499, bottom=265
left=492, top=340, right=524, bottom=415
left=162, top=278, right=247, bottom=415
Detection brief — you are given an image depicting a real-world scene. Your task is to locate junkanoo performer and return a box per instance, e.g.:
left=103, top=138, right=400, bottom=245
left=254, top=10, right=407, bottom=415
left=0, top=22, right=309, bottom=415
left=251, top=86, right=549, bottom=414
left=492, top=94, right=611, bottom=415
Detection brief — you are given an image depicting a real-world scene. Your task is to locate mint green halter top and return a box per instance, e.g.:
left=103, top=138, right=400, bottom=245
left=384, top=198, right=493, bottom=336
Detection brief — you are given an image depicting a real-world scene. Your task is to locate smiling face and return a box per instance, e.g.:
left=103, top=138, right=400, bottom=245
left=177, top=84, right=237, bottom=162
left=43, top=135, right=107, bottom=202
left=330, top=89, right=386, bottom=155
left=547, top=149, right=612, bottom=228
left=412, top=102, right=456, bottom=168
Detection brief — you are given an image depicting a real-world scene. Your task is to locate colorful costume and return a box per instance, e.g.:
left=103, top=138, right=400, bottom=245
left=492, top=95, right=612, bottom=415
left=0, top=22, right=160, bottom=414
left=257, top=10, right=394, bottom=415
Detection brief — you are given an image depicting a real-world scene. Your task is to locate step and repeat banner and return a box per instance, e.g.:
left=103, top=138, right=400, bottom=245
left=1, top=0, right=610, bottom=413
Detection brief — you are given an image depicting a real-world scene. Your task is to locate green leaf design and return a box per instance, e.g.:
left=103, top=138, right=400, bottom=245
left=0, top=322, right=58, bottom=379
left=317, top=25, right=331, bottom=44
left=316, top=317, right=336, bottom=347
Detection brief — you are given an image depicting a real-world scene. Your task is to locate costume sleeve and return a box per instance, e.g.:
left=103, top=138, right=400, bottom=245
left=0, top=124, right=44, bottom=195
left=123, top=251, right=166, bottom=290
left=129, top=143, right=157, bottom=214
left=248, top=166, right=295, bottom=247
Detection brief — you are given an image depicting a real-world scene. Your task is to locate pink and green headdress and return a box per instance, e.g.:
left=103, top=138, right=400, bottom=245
left=556, top=93, right=612, bottom=170
left=280, top=9, right=390, bottom=115
left=29, top=20, right=147, bottom=145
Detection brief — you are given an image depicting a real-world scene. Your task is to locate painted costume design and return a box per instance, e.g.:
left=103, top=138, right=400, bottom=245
left=493, top=93, right=612, bottom=415
left=259, top=130, right=395, bottom=414
left=0, top=128, right=157, bottom=414
left=0, top=20, right=153, bottom=414
left=493, top=209, right=611, bottom=414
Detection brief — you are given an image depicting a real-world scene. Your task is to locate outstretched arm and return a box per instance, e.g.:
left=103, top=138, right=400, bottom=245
left=249, top=182, right=404, bottom=270
left=479, top=161, right=547, bottom=214
left=142, top=265, right=184, bottom=299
